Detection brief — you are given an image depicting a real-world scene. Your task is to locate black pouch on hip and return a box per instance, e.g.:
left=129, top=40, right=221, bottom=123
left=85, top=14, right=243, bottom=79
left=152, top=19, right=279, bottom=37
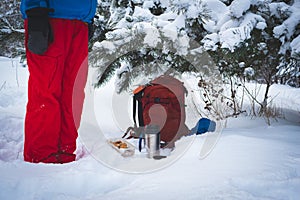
left=26, top=7, right=54, bottom=55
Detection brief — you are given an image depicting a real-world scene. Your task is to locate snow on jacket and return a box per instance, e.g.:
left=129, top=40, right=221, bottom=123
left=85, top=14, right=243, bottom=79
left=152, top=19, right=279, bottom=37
left=20, top=0, right=97, bottom=23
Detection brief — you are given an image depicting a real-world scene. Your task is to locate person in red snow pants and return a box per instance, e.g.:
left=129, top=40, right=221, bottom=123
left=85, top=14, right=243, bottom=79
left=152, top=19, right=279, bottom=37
left=24, top=19, right=88, bottom=163
left=21, top=0, right=97, bottom=164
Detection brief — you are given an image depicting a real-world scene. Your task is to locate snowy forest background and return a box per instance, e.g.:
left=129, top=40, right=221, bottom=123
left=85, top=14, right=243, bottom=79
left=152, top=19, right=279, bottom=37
left=0, top=2, right=300, bottom=199
left=1, top=0, right=299, bottom=122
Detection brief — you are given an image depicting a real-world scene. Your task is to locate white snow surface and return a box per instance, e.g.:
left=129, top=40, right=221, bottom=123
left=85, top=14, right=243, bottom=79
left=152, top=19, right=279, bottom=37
left=0, top=57, right=300, bottom=199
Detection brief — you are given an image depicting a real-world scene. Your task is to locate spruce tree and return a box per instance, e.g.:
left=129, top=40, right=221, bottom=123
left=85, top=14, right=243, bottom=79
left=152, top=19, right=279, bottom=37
left=90, top=0, right=214, bottom=93
left=0, top=0, right=24, bottom=58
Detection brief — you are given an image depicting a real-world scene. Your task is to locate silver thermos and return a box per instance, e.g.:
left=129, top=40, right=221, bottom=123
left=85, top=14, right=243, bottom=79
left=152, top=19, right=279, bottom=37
left=144, top=124, right=160, bottom=158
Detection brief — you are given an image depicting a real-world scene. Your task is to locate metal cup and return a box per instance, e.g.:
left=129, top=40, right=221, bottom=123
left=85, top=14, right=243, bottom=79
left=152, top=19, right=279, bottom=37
left=144, top=124, right=160, bottom=158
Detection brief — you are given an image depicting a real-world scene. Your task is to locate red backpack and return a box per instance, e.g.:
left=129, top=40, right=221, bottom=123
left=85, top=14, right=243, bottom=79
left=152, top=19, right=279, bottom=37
left=123, top=75, right=189, bottom=144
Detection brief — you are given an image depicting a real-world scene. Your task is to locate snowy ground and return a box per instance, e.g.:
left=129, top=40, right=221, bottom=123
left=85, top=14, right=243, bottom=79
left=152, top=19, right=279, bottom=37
left=0, top=57, right=300, bottom=200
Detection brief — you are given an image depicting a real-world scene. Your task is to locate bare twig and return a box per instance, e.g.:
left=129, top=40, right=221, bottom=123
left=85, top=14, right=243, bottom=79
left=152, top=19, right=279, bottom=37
left=0, top=81, right=7, bottom=91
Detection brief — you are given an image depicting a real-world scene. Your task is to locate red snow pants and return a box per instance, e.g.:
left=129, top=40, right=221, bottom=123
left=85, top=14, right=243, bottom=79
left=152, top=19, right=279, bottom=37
left=24, top=18, right=88, bottom=163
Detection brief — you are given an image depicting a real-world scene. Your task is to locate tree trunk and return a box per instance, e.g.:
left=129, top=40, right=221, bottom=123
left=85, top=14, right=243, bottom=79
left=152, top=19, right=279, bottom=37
left=259, top=81, right=271, bottom=116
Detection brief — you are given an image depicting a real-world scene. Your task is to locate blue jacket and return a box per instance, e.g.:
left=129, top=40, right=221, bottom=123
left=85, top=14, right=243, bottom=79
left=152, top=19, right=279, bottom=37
left=20, top=0, right=97, bottom=23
